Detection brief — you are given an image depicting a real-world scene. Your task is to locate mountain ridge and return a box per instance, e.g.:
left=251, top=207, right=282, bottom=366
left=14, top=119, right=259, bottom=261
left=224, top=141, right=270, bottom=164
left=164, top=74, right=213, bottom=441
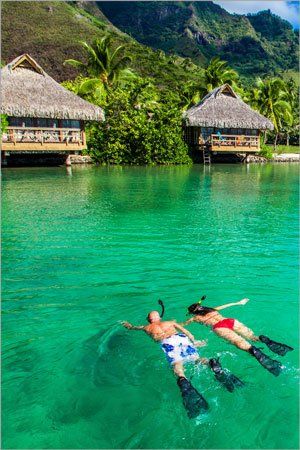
left=1, top=1, right=203, bottom=90
left=96, top=1, right=298, bottom=78
left=1, top=1, right=298, bottom=86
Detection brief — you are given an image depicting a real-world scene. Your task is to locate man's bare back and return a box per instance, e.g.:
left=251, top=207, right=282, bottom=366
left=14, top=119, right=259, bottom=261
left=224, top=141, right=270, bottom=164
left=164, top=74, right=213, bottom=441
left=123, top=317, right=204, bottom=345
left=145, top=320, right=194, bottom=341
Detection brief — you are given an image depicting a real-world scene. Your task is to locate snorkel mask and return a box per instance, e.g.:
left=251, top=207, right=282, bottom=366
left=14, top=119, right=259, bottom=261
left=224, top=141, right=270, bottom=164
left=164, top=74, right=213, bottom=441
left=187, top=295, right=207, bottom=315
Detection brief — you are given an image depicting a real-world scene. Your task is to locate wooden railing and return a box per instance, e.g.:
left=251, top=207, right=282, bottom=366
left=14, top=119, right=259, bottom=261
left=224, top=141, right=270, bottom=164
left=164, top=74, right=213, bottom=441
left=2, top=127, right=84, bottom=145
left=211, top=134, right=259, bottom=148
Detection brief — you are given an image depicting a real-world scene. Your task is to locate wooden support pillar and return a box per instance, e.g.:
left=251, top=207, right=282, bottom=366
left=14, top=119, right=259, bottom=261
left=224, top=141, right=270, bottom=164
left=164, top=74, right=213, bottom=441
left=65, top=154, right=71, bottom=166
left=2, top=151, right=8, bottom=166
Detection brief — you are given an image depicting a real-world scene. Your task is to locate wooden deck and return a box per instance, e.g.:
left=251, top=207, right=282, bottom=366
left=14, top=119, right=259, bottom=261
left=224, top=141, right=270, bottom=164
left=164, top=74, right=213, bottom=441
left=1, top=127, right=86, bottom=152
left=210, top=134, right=260, bottom=152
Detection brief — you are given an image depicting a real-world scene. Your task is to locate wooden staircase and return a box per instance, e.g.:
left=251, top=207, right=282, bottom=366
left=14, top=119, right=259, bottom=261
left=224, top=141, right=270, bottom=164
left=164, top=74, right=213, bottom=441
left=203, top=149, right=211, bottom=165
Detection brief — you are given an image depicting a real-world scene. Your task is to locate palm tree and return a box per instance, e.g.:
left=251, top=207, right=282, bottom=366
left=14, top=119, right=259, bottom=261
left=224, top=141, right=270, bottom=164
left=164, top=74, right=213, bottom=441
left=250, top=77, right=293, bottom=148
left=181, top=57, right=240, bottom=109
left=129, top=80, right=160, bottom=112
left=200, top=57, right=240, bottom=95
left=178, top=81, right=202, bottom=110
left=64, top=36, right=135, bottom=100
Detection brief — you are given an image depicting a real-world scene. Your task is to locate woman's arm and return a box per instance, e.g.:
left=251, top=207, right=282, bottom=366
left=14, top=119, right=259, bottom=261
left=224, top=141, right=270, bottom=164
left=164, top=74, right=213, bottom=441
left=179, top=317, right=195, bottom=327
left=122, top=321, right=145, bottom=331
left=215, top=298, right=249, bottom=311
left=174, top=322, right=206, bottom=347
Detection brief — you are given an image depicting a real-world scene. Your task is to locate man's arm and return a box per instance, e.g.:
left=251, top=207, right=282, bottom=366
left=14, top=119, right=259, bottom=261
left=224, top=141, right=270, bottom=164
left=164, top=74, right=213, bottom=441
left=122, top=321, right=145, bottom=331
left=174, top=322, right=206, bottom=347
left=179, top=317, right=195, bottom=327
left=215, top=298, right=249, bottom=311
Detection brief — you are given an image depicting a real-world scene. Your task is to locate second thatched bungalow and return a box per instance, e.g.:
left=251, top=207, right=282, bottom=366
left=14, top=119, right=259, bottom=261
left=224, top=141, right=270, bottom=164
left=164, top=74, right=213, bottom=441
left=1, top=54, right=104, bottom=163
left=183, top=84, right=274, bottom=155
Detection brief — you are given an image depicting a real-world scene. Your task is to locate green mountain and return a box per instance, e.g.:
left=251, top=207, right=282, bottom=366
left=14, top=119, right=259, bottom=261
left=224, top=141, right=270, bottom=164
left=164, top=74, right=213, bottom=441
left=96, top=1, right=298, bottom=78
left=2, top=1, right=297, bottom=88
left=1, top=1, right=202, bottom=89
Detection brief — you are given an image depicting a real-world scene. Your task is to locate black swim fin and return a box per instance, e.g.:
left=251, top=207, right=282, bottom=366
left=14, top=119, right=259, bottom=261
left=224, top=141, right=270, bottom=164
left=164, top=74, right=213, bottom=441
left=249, top=346, right=282, bottom=376
left=259, top=335, right=294, bottom=356
left=209, top=358, right=245, bottom=393
left=177, top=377, right=209, bottom=419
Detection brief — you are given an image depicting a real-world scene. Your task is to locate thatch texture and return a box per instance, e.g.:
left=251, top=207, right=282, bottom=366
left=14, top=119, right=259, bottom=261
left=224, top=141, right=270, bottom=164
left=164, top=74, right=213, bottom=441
left=184, top=84, right=274, bottom=130
left=0, top=54, right=104, bottom=121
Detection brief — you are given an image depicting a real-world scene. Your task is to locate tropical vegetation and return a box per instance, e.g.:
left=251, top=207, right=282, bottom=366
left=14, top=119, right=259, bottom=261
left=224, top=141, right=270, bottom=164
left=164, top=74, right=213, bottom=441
left=2, top=1, right=298, bottom=85
left=64, top=36, right=135, bottom=103
left=177, top=57, right=240, bottom=109
left=0, top=114, right=8, bottom=137
left=2, top=1, right=298, bottom=164
left=87, top=79, right=191, bottom=165
left=62, top=34, right=298, bottom=162
left=247, top=77, right=293, bottom=148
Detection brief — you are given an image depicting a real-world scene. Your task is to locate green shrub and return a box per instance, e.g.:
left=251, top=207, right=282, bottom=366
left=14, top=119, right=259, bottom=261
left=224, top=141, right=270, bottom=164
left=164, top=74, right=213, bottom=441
left=87, top=81, right=191, bottom=165
left=0, top=114, right=8, bottom=137
left=259, top=139, right=273, bottom=159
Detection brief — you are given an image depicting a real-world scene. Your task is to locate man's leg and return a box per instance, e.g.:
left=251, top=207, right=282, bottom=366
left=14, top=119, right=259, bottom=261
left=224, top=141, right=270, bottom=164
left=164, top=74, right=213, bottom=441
left=174, top=360, right=209, bottom=416
left=195, top=356, right=209, bottom=365
left=173, top=361, right=185, bottom=378
left=233, top=320, right=259, bottom=341
left=213, top=327, right=251, bottom=351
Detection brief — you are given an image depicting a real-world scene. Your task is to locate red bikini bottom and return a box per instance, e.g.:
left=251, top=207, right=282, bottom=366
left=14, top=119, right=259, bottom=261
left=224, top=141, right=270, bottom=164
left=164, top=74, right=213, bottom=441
left=213, top=318, right=235, bottom=330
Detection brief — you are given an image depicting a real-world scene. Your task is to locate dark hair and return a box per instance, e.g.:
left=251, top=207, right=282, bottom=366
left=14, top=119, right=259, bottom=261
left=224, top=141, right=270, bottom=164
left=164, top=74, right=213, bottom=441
left=188, top=303, right=216, bottom=316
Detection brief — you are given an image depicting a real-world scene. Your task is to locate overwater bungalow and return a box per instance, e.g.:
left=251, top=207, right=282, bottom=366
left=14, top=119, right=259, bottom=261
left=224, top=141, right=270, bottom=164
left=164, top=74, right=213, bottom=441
left=183, top=84, right=274, bottom=159
left=1, top=54, right=104, bottom=163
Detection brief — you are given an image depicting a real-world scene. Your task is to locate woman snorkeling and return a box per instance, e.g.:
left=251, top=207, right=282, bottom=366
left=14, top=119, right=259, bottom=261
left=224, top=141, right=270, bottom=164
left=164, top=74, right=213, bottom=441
left=182, top=296, right=293, bottom=376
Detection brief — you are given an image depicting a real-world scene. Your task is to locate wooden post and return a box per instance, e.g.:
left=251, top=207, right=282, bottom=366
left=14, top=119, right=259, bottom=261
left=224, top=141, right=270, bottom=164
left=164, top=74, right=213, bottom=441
left=65, top=154, right=71, bottom=166
left=2, top=152, right=8, bottom=166
left=59, top=120, right=63, bottom=142
left=82, top=130, right=87, bottom=148
left=9, top=128, right=14, bottom=143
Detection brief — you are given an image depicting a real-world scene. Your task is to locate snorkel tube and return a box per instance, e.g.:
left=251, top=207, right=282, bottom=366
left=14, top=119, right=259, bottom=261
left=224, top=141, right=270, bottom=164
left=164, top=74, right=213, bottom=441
left=157, top=296, right=206, bottom=318
left=198, top=295, right=206, bottom=305
left=158, top=299, right=165, bottom=318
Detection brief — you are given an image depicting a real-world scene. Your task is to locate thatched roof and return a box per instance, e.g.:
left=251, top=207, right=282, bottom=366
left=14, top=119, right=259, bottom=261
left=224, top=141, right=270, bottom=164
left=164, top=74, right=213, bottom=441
left=184, top=84, right=274, bottom=130
left=0, top=54, right=104, bottom=121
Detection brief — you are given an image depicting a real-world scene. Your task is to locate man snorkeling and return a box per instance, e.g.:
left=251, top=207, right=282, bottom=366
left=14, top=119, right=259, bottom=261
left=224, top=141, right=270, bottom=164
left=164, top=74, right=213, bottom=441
left=183, top=296, right=293, bottom=377
left=122, top=304, right=244, bottom=418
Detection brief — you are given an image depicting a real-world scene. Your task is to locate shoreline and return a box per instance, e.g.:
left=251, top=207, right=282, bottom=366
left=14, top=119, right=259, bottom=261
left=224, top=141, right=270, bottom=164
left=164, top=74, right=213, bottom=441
left=69, top=154, right=299, bottom=165
left=2, top=153, right=299, bottom=167
left=245, top=153, right=299, bottom=163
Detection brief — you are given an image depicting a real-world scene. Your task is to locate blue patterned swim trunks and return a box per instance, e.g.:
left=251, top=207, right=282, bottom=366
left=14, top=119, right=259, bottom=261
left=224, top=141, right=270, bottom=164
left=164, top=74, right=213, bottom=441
left=161, top=333, right=198, bottom=365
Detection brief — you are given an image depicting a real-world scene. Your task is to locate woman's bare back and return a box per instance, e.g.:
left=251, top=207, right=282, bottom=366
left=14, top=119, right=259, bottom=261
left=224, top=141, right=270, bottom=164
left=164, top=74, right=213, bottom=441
left=193, top=311, right=225, bottom=327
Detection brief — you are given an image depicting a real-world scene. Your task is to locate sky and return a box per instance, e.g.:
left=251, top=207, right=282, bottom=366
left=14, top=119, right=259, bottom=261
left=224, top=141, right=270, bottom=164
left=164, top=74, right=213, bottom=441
left=214, top=1, right=300, bottom=28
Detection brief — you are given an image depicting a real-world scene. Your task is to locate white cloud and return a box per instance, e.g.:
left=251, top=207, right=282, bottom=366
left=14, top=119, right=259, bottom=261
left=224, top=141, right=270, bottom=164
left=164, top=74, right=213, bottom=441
left=214, top=1, right=299, bottom=28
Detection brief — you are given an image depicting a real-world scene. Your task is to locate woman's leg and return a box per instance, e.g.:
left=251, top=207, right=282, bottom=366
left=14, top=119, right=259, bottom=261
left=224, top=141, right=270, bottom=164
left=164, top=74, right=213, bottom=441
left=233, top=320, right=259, bottom=341
left=213, top=327, right=252, bottom=351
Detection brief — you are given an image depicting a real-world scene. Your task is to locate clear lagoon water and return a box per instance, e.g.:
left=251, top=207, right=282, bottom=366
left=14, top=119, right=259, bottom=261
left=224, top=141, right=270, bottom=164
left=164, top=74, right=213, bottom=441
left=2, top=164, right=299, bottom=449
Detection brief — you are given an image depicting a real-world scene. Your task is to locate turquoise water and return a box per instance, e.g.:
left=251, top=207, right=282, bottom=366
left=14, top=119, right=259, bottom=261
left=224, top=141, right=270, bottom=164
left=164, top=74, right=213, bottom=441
left=2, top=164, right=299, bottom=449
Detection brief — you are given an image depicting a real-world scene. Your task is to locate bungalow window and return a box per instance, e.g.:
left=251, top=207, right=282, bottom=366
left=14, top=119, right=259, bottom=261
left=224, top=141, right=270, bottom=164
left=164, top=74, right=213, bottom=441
left=8, top=117, right=33, bottom=127
left=61, top=120, right=80, bottom=129
left=35, top=118, right=58, bottom=128
left=193, top=127, right=199, bottom=144
left=201, top=127, right=213, bottom=140
left=8, top=117, right=22, bottom=126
